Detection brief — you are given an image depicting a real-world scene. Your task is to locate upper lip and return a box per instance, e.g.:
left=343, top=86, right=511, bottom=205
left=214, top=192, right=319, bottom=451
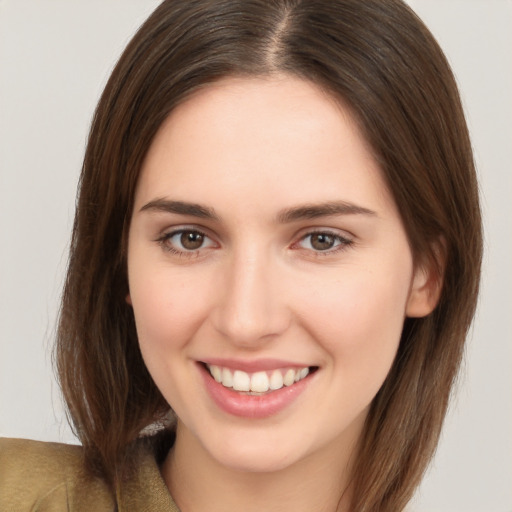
left=200, top=358, right=312, bottom=373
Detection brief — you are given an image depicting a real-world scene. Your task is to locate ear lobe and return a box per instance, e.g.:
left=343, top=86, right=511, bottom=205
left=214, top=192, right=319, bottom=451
left=406, top=241, right=445, bottom=318
left=125, top=294, right=132, bottom=306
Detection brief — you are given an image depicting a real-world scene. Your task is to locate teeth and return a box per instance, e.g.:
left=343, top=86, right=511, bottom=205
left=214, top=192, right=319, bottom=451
left=221, top=367, right=233, bottom=388
left=251, top=371, right=269, bottom=393
left=283, top=369, right=295, bottom=386
left=269, top=370, right=283, bottom=390
left=210, top=365, right=222, bottom=382
left=206, top=365, right=310, bottom=393
left=233, top=370, right=251, bottom=391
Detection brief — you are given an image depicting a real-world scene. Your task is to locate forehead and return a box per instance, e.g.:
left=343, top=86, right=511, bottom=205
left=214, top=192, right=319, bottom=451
left=151, top=75, right=363, bottom=161
left=135, top=75, right=398, bottom=220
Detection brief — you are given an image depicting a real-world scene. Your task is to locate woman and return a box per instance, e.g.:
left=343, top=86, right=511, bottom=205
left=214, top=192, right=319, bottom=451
left=0, top=1, right=482, bottom=511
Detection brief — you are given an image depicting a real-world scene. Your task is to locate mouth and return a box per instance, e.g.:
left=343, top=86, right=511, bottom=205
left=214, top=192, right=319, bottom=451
left=202, top=363, right=318, bottom=395
left=199, top=360, right=318, bottom=418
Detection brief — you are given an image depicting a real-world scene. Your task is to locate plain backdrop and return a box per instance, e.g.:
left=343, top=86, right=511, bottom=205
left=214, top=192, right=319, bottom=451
left=0, top=1, right=511, bottom=511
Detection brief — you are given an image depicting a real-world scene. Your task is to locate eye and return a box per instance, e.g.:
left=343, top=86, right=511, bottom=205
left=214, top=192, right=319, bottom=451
left=297, top=231, right=353, bottom=253
left=158, top=228, right=216, bottom=254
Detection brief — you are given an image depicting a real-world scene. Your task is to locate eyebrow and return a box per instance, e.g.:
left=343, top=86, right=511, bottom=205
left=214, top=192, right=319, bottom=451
left=276, top=201, right=377, bottom=223
left=139, top=198, right=376, bottom=222
left=140, top=199, right=219, bottom=220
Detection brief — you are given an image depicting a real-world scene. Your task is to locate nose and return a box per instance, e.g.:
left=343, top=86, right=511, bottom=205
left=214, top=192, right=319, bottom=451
left=211, top=249, right=290, bottom=347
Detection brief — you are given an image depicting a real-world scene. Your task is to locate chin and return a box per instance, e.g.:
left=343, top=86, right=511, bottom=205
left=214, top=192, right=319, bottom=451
left=210, top=442, right=299, bottom=474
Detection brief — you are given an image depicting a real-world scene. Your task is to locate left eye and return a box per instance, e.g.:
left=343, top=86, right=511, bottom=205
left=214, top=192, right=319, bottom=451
left=298, top=232, right=351, bottom=252
left=162, top=229, right=215, bottom=252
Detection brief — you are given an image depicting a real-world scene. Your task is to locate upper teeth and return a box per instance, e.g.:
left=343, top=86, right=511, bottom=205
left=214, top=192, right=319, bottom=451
left=206, top=365, right=310, bottom=393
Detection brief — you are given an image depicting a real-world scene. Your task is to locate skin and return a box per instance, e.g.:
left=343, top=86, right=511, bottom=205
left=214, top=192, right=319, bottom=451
left=127, top=75, right=437, bottom=512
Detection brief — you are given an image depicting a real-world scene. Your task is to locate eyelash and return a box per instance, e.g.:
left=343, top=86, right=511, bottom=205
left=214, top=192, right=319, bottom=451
left=294, top=230, right=354, bottom=256
left=156, top=228, right=354, bottom=258
left=156, top=228, right=213, bottom=257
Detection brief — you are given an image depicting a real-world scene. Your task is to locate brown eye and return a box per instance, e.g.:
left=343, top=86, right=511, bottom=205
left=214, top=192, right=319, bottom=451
left=296, top=231, right=353, bottom=253
left=180, top=231, right=204, bottom=250
left=160, top=229, right=215, bottom=254
left=310, top=233, right=336, bottom=251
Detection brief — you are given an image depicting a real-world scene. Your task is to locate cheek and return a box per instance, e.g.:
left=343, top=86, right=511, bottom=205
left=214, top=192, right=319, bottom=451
left=129, top=264, right=212, bottom=360
left=297, top=262, right=412, bottom=379
left=128, top=265, right=216, bottom=416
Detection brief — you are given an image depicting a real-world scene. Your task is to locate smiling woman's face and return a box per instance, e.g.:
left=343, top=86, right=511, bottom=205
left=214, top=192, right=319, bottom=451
left=127, top=76, right=434, bottom=474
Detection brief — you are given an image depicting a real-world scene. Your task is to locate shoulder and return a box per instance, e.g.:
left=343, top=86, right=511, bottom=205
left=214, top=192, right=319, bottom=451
left=0, top=437, right=114, bottom=511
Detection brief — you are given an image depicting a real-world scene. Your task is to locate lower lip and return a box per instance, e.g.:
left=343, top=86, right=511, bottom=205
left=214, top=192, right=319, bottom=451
left=199, top=365, right=312, bottom=419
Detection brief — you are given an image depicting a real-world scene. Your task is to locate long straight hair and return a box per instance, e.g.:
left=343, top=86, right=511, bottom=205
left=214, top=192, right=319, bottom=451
left=56, top=1, right=482, bottom=510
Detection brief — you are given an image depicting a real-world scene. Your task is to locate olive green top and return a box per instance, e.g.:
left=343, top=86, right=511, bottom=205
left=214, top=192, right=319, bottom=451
left=0, top=437, right=180, bottom=512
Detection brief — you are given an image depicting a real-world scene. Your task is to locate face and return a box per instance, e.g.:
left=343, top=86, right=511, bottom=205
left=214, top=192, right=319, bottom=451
left=127, top=76, right=434, bottom=474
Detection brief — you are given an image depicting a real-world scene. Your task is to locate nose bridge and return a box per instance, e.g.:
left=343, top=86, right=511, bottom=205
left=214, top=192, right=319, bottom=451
left=213, top=244, right=288, bottom=345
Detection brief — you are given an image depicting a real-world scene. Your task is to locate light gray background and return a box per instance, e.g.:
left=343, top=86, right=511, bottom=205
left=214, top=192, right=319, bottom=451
left=1, top=1, right=511, bottom=511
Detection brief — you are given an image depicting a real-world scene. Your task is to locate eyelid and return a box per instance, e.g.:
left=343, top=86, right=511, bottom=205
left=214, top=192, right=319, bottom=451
left=156, top=225, right=219, bottom=256
left=291, top=228, right=355, bottom=254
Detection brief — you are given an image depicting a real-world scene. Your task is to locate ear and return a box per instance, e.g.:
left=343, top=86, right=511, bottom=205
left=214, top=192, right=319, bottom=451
left=406, top=240, right=445, bottom=318
left=125, top=294, right=132, bottom=306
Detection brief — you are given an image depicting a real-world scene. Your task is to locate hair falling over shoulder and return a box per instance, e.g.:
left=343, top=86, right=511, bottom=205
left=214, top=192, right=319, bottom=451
left=55, top=1, right=482, bottom=510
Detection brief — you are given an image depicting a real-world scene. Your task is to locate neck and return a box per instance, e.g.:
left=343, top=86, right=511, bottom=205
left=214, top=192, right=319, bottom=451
left=161, top=421, right=358, bottom=512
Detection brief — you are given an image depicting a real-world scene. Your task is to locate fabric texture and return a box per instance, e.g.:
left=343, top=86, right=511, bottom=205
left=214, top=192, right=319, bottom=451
left=0, top=437, right=180, bottom=512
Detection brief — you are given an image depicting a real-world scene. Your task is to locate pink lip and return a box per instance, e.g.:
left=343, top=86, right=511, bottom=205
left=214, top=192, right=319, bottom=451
left=198, top=363, right=314, bottom=419
left=201, top=357, right=308, bottom=373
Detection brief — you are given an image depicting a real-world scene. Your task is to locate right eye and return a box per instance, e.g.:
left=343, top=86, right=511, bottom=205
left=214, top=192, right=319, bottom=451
left=158, top=228, right=216, bottom=256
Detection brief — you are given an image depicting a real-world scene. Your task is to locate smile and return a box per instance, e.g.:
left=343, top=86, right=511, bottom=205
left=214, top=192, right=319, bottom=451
left=199, top=361, right=317, bottom=418
left=206, top=364, right=311, bottom=394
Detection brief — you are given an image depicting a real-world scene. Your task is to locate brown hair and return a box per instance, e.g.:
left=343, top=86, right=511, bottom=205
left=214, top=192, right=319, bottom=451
left=56, top=0, right=482, bottom=510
